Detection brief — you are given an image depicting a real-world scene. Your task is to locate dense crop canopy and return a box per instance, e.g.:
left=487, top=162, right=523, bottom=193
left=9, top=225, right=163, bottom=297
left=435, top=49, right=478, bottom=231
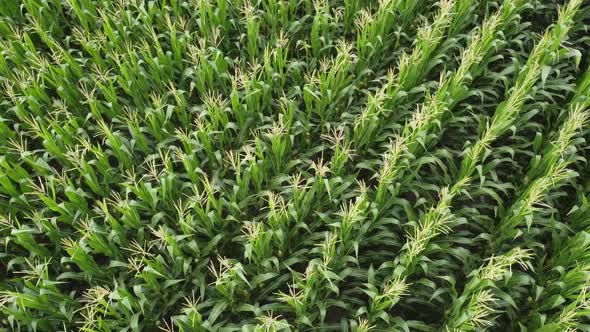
left=0, top=0, right=589, bottom=331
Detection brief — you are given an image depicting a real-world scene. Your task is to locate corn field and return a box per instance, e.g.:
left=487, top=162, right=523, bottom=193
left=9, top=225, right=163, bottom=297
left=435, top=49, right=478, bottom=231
left=0, top=0, right=590, bottom=330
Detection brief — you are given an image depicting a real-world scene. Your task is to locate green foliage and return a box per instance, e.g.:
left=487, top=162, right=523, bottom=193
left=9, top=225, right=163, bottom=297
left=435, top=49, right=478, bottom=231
left=0, top=0, right=589, bottom=331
